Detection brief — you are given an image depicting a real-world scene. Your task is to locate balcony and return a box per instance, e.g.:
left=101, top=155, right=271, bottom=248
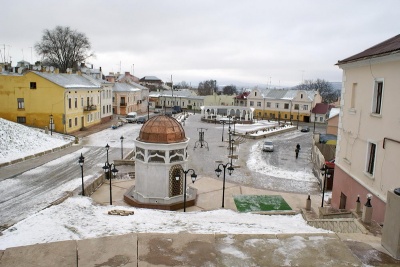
left=120, top=103, right=127, bottom=107
left=84, top=105, right=97, bottom=111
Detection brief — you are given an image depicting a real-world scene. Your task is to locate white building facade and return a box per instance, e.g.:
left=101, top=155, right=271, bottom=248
left=332, top=35, right=400, bottom=224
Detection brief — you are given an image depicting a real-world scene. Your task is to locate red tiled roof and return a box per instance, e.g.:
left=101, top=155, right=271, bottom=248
left=311, top=103, right=334, bottom=114
left=337, top=34, right=400, bottom=65
left=235, top=91, right=250, bottom=99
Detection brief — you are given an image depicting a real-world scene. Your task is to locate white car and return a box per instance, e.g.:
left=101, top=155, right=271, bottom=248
left=262, top=141, right=274, bottom=152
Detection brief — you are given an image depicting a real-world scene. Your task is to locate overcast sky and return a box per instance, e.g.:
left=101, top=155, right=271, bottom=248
left=1, top=0, right=399, bottom=87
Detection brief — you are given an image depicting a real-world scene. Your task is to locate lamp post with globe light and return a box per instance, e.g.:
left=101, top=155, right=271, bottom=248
left=78, top=153, right=85, bottom=196
left=215, top=162, right=234, bottom=208
left=176, top=168, right=197, bottom=212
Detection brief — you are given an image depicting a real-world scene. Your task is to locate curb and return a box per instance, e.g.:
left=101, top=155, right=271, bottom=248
left=0, top=140, right=75, bottom=168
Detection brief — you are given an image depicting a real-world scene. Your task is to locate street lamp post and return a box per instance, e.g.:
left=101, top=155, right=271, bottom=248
left=147, top=101, right=150, bottom=120
left=313, top=113, right=316, bottom=133
left=178, top=169, right=197, bottom=212
left=78, top=153, right=85, bottom=196
left=102, top=143, right=119, bottom=205
left=103, top=162, right=119, bottom=205
left=120, top=136, right=124, bottom=159
left=221, top=121, right=225, bottom=142
left=320, top=165, right=332, bottom=207
left=49, top=114, right=54, bottom=136
left=105, top=143, right=110, bottom=163
left=215, top=162, right=234, bottom=208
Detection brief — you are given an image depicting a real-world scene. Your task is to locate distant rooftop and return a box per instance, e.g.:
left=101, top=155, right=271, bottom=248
left=140, top=76, right=162, bottom=81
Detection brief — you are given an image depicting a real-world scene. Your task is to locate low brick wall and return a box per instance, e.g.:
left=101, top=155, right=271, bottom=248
left=244, top=126, right=296, bottom=139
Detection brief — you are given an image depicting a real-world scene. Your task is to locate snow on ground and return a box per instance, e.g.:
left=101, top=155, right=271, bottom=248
left=247, top=140, right=315, bottom=182
left=0, top=197, right=329, bottom=250
left=0, top=118, right=73, bottom=164
left=0, top=117, right=329, bottom=250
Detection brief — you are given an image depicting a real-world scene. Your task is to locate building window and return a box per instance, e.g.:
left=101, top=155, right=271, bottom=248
left=303, top=105, right=308, bottom=110
left=366, top=142, right=377, bottom=176
left=255, top=92, right=257, bottom=97
left=17, top=116, right=26, bottom=123
left=294, top=104, right=299, bottom=110
left=284, top=103, right=289, bottom=109
left=68, top=119, right=72, bottom=128
left=257, top=102, right=261, bottom=107
left=75, top=97, right=78, bottom=108
left=30, top=82, right=37, bottom=89
left=68, top=98, right=72, bottom=109
left=372, top=81, right=383, bottom=115
left=351, top=83, right=357, bottom=109
left=81, top=97, right=83, bottom=107
left=249, top=101, right=254, bottom=106
left=17, top=98, right=25, bottom=109
left=275, top=103, right=279, bottom=108
left=75, top=117, right=78, bottom=126
left=267, top=102, right=271, bottom=108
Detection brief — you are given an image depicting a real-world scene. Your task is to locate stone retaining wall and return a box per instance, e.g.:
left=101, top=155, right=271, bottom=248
left=0, top=141, right=75, bottom=168
left=307, top=218, right=368, bottom=234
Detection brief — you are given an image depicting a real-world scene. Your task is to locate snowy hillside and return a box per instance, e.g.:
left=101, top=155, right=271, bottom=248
left=0, top=118, right=73, bottom=164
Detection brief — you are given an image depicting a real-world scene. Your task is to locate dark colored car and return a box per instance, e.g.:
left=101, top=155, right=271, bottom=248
left=301, top=127, right=310, bottom=132
left=137, top=117, right=147, bottom=124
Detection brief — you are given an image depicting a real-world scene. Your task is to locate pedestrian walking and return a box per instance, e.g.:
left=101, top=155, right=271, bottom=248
left=295, top=144, right=300, bottom=159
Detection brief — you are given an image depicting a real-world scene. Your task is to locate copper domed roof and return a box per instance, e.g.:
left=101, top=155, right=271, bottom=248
left=137, top=115, right=187, bottom=143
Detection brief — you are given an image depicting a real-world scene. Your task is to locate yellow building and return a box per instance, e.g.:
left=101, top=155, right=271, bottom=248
left=0, top=70, right=102, bottom=134
left=246, top=88, right=321, bottom=123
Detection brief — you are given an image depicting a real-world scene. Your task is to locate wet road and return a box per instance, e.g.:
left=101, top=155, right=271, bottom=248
left=185, top=114, right=323, bottom=194
left=0, top=147, right=120, bottom=227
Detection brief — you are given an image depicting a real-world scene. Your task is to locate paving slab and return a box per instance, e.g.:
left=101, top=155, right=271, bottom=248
left=77, top=234, right=137, bottom=267
left=137, top=233, right=217, bottom=266
left=0, top=240, right=76, bottom=267
left=228, top=233, right=362, bottom=267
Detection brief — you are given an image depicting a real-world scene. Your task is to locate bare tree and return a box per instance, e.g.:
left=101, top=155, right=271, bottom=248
left=35, top=26, right=94, bottom=73
left=222, top=85, right=237, bottom=95
left=198, top=80, right=217, bottom=96
left=175, top=81, right=190, bottom=89
left=296, top=79, right=338, bottom=103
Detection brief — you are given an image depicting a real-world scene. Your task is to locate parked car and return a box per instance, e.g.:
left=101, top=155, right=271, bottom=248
left=262, top=141, right=274, bottom=152
left=126, top=112, right=138, bottom=123
left=137, top=116, right=147, bottom=124
left=301, top=126, right=310, bottom=132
